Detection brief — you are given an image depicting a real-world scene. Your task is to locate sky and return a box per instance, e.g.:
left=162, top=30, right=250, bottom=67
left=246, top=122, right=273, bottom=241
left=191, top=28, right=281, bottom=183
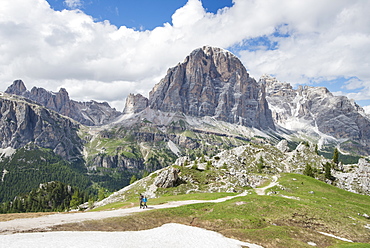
left=0, top=0, right=370, bottom=114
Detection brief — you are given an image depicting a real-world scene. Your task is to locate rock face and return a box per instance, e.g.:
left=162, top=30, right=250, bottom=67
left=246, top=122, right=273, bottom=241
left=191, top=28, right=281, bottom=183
left=334, top=158, right=370, bottom=195
left=148, top=46, right=275, bottom=130
left=90, top=154, right=144, bottom=171
left=5, top=80, right=122, bottom=126
left=263, top=75, right=370, bottom=155
left=276, top=139, right=289, bottom=153
left=0, top=95, right=83, bottom=160
left=154, top=167, right=180, bottom=188
left=123, top=93, right=148, bottom=114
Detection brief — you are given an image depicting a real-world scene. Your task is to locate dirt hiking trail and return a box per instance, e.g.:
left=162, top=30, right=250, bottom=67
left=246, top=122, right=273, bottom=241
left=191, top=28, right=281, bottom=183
left=254, top=175, right=279, bottom=195
left=0, top=191, right=249, bottom=234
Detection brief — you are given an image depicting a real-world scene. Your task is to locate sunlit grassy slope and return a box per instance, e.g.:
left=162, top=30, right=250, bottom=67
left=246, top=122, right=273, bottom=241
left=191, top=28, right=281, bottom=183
left=52, top=173, right=370, bottom=248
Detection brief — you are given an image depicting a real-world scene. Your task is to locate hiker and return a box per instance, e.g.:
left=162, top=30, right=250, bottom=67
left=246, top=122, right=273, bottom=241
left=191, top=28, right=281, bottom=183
left=139, top=194, right=144, bottom=209
left=142, top=195, right=148, bottom=208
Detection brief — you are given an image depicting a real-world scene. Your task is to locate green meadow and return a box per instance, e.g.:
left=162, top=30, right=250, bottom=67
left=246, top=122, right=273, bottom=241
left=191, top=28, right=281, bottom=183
left=51, top=173, right=370, bottom=247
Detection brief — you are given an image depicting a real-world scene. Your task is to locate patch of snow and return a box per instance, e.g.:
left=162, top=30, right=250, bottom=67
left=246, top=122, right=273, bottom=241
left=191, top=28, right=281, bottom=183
left=0, top=147, right=16, bottom=158
left=280, top=117, right=313, bottom=131
left=0, top=223, right=263, bottom=248
left=168, top=140, right=181, bottom=157
left=1, top=169, right=8, bottom=182
left=279, top=195, right=300, bottom=200
left=318, top=231, right=353, bottom=243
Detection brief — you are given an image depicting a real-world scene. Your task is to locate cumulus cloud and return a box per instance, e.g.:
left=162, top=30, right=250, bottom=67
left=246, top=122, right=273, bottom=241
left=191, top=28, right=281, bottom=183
left=0, top=0, right=369, bottom=110
left=237, top=1, right=370, bottom=84
left=64, top=0, right=82, bottom=9
left=363, top=106, right=370, bottom=115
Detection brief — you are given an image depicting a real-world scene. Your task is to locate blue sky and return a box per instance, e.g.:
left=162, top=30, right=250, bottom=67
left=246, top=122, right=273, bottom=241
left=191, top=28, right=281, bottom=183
left=46, top=0, right=233, bottom=30
left=1, top=0, right=369, bottom=113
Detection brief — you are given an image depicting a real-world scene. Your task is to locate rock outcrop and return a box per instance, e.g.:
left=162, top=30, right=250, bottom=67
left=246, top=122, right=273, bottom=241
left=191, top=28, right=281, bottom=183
left=148, top=46, right=275, bottom=130
left=5, top=80, right=122, bottom=126
left=90, top=154, right=145, bottom=171
left=0, top=95, right=84, bottom=160
left=333, top=158, right=370, bottom=195
left=123, top=93, right=148, bottom=114
left=154, top=167, right=180, bottom=188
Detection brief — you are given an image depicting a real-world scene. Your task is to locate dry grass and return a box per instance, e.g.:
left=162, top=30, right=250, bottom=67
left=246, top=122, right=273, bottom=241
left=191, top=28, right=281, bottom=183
left=0, top=212, right=58, bottom=222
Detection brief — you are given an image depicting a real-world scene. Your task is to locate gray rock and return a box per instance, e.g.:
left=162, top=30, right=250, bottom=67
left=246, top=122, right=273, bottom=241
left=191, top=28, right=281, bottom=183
left=5, top=80, right=122, bottom=126
left=149, top=46, right=275, bottom=130
left=0, top=96, right=83, bottom=160
left=123, top=93, right=148, bottom=114
left=276, top=139, right=289, bottom=153
left=154, top=167, right=180, bottom=188
left=333, top=158, right=370, bottom=195
left=262, top=75, right=370, bottom=156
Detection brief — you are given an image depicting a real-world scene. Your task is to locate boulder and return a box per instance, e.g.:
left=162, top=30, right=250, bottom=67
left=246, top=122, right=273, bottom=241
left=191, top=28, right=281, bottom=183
left=154, top=167, right=180, bottom=188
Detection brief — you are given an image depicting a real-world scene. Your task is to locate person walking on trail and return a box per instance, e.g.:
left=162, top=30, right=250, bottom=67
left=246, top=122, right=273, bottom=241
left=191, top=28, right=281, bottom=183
left=142, top=195, right=148, bottom=208
left=139, top=194, right=144, bottom=209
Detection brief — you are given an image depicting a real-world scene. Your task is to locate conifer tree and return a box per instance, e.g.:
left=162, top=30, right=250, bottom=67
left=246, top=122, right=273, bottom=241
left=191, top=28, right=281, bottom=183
left=333, top=148, right=339, bottom=165
left=129, top=175, right=137, bottom=184
left=303, top=164, right=314, bottom=178
left=324, top=162, right=334, bottom=181
left=70, top=190, right=81, bottom=209
left=257, top=157, right=264, bottom=173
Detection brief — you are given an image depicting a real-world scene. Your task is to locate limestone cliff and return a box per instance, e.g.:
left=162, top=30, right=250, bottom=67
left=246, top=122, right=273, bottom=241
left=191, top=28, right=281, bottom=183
left=0, top=93, right=83, bottom=160
left=123, top=93, right=148, bottom=114
left=148, top=46, right=275, bottom=130
left=262, top=75, right=370, bottom=155
left=5, top=80, right=122, bottom=126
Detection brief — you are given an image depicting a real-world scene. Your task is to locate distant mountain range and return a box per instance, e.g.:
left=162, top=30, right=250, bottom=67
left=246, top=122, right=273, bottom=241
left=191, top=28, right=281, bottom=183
left=5, top=80, right=121, bottom=126
left=1, top=46, right=369, bottom=204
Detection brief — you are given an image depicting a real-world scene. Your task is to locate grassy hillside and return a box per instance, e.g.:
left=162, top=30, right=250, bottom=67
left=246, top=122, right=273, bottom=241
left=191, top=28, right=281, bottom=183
left=51, top=173, right=370, bottom=247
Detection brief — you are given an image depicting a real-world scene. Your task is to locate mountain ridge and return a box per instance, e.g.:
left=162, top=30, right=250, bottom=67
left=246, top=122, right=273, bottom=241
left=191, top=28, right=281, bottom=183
left=5, top=80, right=121, bottom=126
left=1, top=45, right=370, bottom=205
left=262, top=75, right=370, bottom=156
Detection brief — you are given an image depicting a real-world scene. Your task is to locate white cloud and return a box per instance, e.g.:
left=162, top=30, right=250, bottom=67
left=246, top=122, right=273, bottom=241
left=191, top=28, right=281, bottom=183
left=64, top=0, right=82, bottom=9
left=0, top=0, right=369, bottom=110
left=363, top=106, right=370, bottom=115
left=171, top=0, right=205, bottom=27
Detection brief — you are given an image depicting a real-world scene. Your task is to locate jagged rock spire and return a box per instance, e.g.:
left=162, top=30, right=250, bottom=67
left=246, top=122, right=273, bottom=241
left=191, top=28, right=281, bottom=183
left=123, top=93, right=148, bottom=114
left=5, top=80, right=27, bottom=95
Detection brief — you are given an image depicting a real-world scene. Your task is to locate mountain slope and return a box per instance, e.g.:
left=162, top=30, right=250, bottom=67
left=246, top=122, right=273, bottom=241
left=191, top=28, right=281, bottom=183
left=0, top=92, right=83, bottom=160
left=148, top=46, right=275, bottom=130
left=54, top=173, right=370, bottom=247
left=5, top=80, right=122, bottom=126
left=263, top=75, right=370, bottom=156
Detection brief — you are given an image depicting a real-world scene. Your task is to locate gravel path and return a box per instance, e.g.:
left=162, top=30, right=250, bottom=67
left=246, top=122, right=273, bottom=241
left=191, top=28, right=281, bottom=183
left=0, top=191, right=266, bottom=248
left=254, top=175, right=279, bottom=195
left=0, top=192, right=248, bottom=234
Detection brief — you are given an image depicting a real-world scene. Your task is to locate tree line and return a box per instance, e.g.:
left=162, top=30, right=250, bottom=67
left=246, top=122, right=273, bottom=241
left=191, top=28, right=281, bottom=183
left=0, top=147, right=92, bottom=203
left=0, top=181, right=89, bottom=213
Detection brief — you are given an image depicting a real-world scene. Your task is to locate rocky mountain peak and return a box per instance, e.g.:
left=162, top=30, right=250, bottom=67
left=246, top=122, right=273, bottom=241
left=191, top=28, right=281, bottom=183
left=148, top=46, right=275, bottom=130
left=262, top=75, right=370, bottom=155
left=4, top=80, right=122, bottom=126
left=5, top=80, right=27, bottom=95
left=123, top=93, right=148, bottom=114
